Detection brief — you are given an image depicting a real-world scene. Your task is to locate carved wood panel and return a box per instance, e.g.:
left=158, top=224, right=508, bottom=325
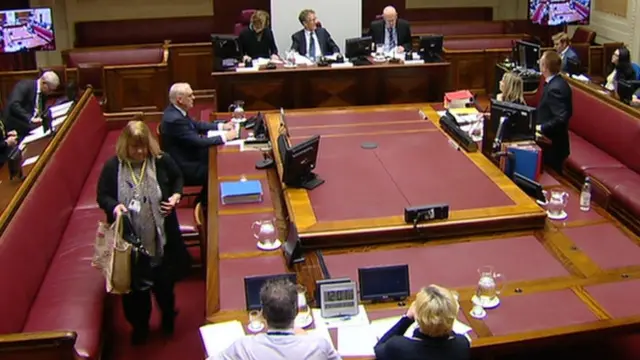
left=105, top=67, right=169, bottom=112
left=447, top=52, right=486, bottom=92
left=168, top=44, right=214, bottom=91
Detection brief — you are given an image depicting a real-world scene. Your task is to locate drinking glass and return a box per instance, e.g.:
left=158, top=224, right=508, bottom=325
left=297, top=285, right=310, bottom=319
left=248, top=310, right=264, bottom=332
left=376, top=43, right=385, bottom=57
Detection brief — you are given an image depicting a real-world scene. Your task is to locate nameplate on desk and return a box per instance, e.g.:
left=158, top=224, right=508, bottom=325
left=403, top=59, right=425, bottom=65
left=330, top=62, right=354, bottom=68
left=236, top=67, right=260, bottom=73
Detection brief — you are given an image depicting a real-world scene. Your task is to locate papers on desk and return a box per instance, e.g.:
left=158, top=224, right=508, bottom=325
left=22, top=128, right=52, bottom=145
left=50, top=101, right=74, bottom=119
left=437, top=109, right=483, bottom=142
left=307, top=322, right=336, bottom=351
left=22, top=155, right=39, bottom=167
left=571, top=74, right=590, bottom=83
left=199, top=320, right=246, bottom=358
left=337, top=324, right=376, bottom=357
left=207, top=130, right=226, bottom=139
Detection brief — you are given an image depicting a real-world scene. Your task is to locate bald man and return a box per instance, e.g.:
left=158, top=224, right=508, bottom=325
left=367, top=6, right=412, bottom=53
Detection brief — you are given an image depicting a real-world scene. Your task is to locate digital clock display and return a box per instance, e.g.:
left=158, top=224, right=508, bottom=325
left=319, top=281, right=359, bottom=318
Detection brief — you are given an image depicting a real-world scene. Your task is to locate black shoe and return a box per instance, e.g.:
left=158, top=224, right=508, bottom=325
left=131, top=327, right=149, bottom=345
left=162, top=310, right=178, bottom=336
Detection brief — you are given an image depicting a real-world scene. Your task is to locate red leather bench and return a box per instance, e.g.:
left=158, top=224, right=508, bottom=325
left=62, top=45, right=166, bottom=67
left=563, top=79, right=640, bottom=230
left=444, top=36, right=525, bottom=51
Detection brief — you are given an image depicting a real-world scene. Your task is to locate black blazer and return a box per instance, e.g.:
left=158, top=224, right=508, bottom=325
left=160, top=105, right=226, bottom=180
left=368, top=19, right=413, bottom=51
left=3, top=79, right=43, bottom=137
left=96, top=154, right=191, bottom=279
left=239, top=27, right=278, bottom=59
left=374, top=316, right=470, bottom=360
left=537, top=75, right=573, bottom=171
left=290, top=27, right=340, bottom=56
left=561, top=47, right=580, bottom=73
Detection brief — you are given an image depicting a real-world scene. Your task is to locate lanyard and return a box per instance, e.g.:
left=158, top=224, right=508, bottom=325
left=266, top=331, right=294, bottom=336
left=126, top=159, right=147, bottom=188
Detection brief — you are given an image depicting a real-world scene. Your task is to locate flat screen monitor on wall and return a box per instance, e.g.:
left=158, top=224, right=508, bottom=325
left=528, top=0, right=591, bottom=26
left=0, top=8, right=55, bottom=54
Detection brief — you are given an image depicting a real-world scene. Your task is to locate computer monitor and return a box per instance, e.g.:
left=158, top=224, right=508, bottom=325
left=246, top=112, right=268, bottom=140
left=281, top=134, right=324, bottom=190
left=283, top=221, right=304, bottom=268
left=358, top=264, right=410, bottom=302
left=565, top=57, right=581, bottom=76
left=211, top=34, right=241, bottom=71
left=490, top=99, right=537, bottom=148
left=513, top=172, right=546, bottom=203
left=418, top=35, right=443, bottom=61
left=314, top=277, right=351, bottom=306
left=345, top=36, right=372, bottom=60
left=244, top=273, right=297, bottom=310
left=617, top=80, right=640, bottom=105
left=515, top=40, right=541, bottom=71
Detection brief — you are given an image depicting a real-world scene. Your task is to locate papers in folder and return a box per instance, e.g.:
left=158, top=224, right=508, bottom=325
left=437, top=108, right=483, bottom=142
left=199, top=320, right=246, bottom=357
left=50, top=101, right=73, bottom=119
left=219, top=180, right=263, bottom=205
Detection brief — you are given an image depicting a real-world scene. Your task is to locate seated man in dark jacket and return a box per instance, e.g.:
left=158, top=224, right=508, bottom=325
left=160, top=83, right=237, bottom=205
left=290, top=9, right=340, bottom=59
left=3, top=71, right=59, bottom=137
left=367, top=6, right=412, bottom=53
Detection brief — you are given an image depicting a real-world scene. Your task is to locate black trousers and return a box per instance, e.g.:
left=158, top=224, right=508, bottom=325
left=121, top=262, right=175, bottom=330
left=183, top=162, right=208, bottom=206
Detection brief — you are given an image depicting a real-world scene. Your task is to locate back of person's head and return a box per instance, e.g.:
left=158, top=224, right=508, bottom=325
left=501, top=72, right=525, bottom=104
left=414, top=284, right=459, bottom=338
left=115, top=121, right=161, bottom=161
left=541, top=50, right=562, bottom=75
left=260, top=278, right=298, bottom=329
left=251, top=10, right=270, bottom=30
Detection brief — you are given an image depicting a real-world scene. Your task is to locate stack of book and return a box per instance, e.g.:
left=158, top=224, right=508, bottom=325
left=220, top=180, right=263, bottom=205
left=499, top=141, right=542, bottom=181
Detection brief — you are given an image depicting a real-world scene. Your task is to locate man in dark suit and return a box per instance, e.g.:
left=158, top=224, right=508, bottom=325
left=368, top=6, right=412, bottom=53
left=536, top=51, right=573, bottom=173
left=553, top=32, right=580, bottom=73
left=4, top=71, right=59, bottom=137
left=290, top=9, right=340, bottom=59
left=160, top=83, right=237, bottom=205
left=0, top=121, right=18, bottom=167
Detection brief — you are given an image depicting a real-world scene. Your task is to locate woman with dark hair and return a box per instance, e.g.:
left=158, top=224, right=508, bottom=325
left=605, top=46, right=636, bottom=91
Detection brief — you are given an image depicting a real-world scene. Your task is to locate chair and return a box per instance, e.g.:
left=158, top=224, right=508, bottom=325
left=76, top=62, right=106, bottom=105
left=234, top=9, right=256, bottom=35
left=193, top=202, right=207, bottom=266
left=571, top=27, right=596, bottom=45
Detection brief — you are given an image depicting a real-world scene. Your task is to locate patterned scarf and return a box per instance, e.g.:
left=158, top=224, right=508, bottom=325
left=117, top=157, right=166, bottom=262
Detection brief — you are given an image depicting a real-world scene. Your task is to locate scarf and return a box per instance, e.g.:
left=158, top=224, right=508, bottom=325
left=117, top=157, right=166, bottom=263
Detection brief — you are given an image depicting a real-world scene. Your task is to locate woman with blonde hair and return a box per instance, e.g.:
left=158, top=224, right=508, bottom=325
left=374, top=285, right=470, bottom=360
left=497, top=71, right=526, bottom=105
left=97, top=121, right=190, bottom=345
left=238, top=10, right=279, bottom=61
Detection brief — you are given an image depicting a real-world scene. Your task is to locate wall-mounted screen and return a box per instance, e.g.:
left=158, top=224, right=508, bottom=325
left=529, top=0, right=591, bottom=26
left=0, top=8, right=55, bottom=54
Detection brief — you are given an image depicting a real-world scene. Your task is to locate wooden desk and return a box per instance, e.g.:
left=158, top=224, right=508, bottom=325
left=205, top=104, right=640, bottom=359
left=0, top=88, right=92, bottom=233
left=211, top=62, right=451, bottom=112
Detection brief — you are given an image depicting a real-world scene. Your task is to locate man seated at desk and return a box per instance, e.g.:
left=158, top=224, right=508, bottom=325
left=239, top=10, right=279, bottom=61
left=4, top=71, right=59, bottom=137
left=535, top=51, right=573, bottom=173
left=290, top=9, right=340, bottom=60
left=160, top=83, right=237, bottom=205
left=552, top=32, right=580, bottom=73
left=367, top=6, right=412, bottom=54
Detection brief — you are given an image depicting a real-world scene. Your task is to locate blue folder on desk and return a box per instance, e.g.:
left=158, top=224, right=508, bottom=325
left=220, top=180, right=263, bottom=205
left=504, top=145, right=541, bottom=182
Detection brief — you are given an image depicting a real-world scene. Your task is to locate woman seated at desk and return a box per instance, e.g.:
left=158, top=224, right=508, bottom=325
left=605, top=46, right=636, bottom=91
left=238, top=10, right=279, bottom=62
left=496, top=71, right=526, bottom=105
left=374, top=285, right=470, bottom=360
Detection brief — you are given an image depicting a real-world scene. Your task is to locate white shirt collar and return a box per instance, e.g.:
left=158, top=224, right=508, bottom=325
left=545, top=74, right=556, bottom=83
left=36, top=79, right=41, bottom=94
left=560, top=47, right=569, bottom=57
left=173, top=104, right=186, bottom=117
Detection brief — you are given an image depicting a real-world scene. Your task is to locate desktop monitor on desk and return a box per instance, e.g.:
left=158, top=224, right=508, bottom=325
left=211, top=34, right=241, bottom=71
left=418, top=35, right=443, bottom=62
left=278, top=133, right=324, bottom=190
left=489, top=99, right=537, bottom=151
left=514, top=40, right=540, bottom=71
left=345, top=36, right=372, bottom=65
left=617, top=80, right=640, bottom=105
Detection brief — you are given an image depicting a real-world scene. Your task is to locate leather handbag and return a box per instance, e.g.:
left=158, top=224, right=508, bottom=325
left=120, top=214, right=154, bottom=292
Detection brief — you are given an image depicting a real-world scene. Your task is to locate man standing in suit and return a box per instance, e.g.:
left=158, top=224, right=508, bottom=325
left=536, top=51, right=573, bottom=173
left=553, top=32, right=580, bottom=73
left=4, top=71, right=59, bottom=137
left=160, top=83, right=237, bottom=205
left=368, top=6, right=412, bottom=53
left=290, top=9, right=340, bottom=59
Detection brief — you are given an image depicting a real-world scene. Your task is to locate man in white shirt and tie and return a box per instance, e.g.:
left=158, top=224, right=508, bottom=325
left=290, top=9, right=340, bottom=60
left=368, top=6, right=413, bottom=54
left=3, top=71, right=59, bottom=137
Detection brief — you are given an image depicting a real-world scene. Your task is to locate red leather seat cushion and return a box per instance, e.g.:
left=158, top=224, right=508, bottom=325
left=566, top=132, right=625, bottom=172
left=585, top=167, right=640, bottom=215
left=177, top=207, right=197, bottom=234
left=23, top=209, right=106, bottom=360
left=75, top=130, right=119, bottom=210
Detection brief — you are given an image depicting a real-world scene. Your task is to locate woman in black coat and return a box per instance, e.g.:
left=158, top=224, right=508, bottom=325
left=97, top=121, right=191, bottom=345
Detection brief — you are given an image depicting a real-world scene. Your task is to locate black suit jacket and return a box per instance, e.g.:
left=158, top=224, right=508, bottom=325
left=0, top=122, right=11, bottom=166
left=96, top=154, right=191, bottom=280
left=561, top=47, right=580, bottom=73
left=368, top=19, right=412, bottom=51
left=160, top=105, right=226, bottom=181
left=238, top=27, right=279, bottom=59
left=290, top=27, right=340, bottom=56
left=374, top=316, right=470, bottom=360
left=3, top=79, right=43, bottom=137
left=537, top=75, right=573, bottom=171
